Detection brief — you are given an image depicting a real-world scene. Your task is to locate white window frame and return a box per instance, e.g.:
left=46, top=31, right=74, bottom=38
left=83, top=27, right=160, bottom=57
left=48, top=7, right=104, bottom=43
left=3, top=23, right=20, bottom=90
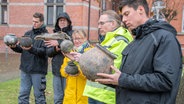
left=44, top=0, right=65, bottom=26
left=0, top=0, right=8, bottom=24
left=182, top=6, right=184, bottom=32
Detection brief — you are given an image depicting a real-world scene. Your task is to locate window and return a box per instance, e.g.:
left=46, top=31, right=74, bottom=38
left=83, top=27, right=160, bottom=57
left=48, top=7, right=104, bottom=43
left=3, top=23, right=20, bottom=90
left=182, top=7, right=184, bottom=32
left=101, top=0, right=106, bottom=11
left=45, top=0, right=64, bottom=26
left=151, top=1, right=165, bottom=21
left=0, top=0, right=8, bottom=24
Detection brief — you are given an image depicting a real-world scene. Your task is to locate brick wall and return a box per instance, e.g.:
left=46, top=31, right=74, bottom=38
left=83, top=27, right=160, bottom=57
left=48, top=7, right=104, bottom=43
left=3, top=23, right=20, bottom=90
left=177, top=35, right=184, bottom=55
left=0, top=0, right=102, bottom=53
left=0, top=0, right=45, bottom=53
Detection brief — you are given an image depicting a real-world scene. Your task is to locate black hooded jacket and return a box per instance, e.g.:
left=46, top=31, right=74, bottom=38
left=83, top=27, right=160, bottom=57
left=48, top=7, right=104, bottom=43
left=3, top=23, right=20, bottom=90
left=53, top=12, right=73, bottom=36
left=11, top=25, right=48, bottom=75
left=46, top=12, right=73, bottom=76
left=116, top=19, right=183, bottom=104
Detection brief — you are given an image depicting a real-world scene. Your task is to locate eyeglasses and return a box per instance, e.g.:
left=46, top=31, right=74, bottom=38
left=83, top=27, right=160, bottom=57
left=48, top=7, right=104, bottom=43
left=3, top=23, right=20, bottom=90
left=73, top=38, right=84, bottom=41
left=98, top=21, right=112, bottom=25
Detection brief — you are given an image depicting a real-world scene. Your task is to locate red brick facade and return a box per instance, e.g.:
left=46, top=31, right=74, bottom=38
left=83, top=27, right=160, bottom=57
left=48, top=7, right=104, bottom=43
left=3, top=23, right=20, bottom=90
left=0, top=0, right=104, bottom=53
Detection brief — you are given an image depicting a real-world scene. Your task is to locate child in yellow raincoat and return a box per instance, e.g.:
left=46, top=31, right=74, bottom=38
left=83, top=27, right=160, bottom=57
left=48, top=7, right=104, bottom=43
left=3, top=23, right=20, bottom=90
left=60, top=29, right=92, bottom=104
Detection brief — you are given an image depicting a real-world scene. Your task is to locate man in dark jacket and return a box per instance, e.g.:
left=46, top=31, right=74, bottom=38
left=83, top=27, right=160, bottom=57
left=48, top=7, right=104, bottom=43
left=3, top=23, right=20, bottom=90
left=95, top=0, right=183, bottom=104
left=8, top=12, right=48, bottom=104
left=44, top=12, right=73, bottom=104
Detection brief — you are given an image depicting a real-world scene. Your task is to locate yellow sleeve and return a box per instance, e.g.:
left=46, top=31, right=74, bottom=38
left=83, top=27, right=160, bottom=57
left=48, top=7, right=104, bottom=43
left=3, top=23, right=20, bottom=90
left=60, top=57, right=70, bottom=78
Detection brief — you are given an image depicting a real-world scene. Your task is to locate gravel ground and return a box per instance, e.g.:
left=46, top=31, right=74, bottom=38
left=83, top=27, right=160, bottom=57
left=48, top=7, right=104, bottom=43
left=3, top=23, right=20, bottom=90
left=0, top=53, right=20, bottom=82
left=0, top=53, right=52, bottom=82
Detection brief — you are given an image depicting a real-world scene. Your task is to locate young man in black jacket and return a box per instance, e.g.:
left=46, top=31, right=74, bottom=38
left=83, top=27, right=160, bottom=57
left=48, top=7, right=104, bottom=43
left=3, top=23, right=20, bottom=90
left=44, top=12, right=73, bottom=104
left=95, top=0, right=183, bottom=104
left=9, top=12, right=48, bottom=104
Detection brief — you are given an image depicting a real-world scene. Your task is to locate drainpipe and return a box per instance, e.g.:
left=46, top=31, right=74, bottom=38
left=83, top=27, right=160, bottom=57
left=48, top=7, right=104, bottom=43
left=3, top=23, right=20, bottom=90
left=102, top=0, right=106, bottom=11
left=5, top=46, right=8, bottom=62
left=87, top=0, right=91, bottom=42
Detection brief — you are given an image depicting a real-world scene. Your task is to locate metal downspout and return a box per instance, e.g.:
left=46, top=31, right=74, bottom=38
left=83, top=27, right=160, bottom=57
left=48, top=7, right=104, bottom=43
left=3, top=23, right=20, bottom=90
left=87, top=0, right=91, bottom=42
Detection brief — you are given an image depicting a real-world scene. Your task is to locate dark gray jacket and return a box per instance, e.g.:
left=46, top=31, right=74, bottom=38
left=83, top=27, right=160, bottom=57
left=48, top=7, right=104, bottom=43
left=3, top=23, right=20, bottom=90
left=116, top=19, right=183, bottom=104
left=11, top=25, right=48, bottom=75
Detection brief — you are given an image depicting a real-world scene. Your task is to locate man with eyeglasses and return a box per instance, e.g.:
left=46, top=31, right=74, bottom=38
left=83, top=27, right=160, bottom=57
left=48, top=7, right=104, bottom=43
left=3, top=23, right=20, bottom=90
left=44, top=12, right=73, bottom=104
left=84, top=10, right=133, bottom=104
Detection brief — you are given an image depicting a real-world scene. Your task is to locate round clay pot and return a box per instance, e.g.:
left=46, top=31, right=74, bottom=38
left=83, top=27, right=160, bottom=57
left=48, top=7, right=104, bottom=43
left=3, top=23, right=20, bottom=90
left=79, top=43, right=116, bottom=81
left=3, top=34, right=18, bottom=46
left=60, top=40, right=73, bottom=53
left=65, top=61, right=79, bottom=75
left=19, top=36, right=32, bottom=47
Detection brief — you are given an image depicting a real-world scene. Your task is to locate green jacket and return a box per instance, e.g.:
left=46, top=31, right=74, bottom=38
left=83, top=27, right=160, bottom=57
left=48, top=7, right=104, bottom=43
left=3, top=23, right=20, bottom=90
left=83, top=27, right=133, bottom=104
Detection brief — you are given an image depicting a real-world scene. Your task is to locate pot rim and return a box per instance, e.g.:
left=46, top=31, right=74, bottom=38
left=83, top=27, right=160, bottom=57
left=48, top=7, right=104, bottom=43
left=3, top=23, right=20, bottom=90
left=96, top=43, right=117, bottom=59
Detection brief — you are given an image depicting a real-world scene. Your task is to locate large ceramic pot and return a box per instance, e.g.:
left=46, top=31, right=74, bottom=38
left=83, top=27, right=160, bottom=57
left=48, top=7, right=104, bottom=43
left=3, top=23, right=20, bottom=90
left=3, top=34, right=18, bottom=46
left=79, top=44, right=116, bottom=81
left=19, top=36, right=32, bottom=47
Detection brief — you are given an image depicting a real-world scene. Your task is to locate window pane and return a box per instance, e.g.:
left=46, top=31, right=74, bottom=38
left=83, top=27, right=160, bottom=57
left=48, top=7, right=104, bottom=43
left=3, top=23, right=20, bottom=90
left=45, top=0, right=64, bottom=26
left=47, top=6, right=53, bottom=25
left=56, top=0, right=63, bottom=3
left=1, top=0, right=7, bottom=3
left=47, top=0, right=54, bottom=3
left=56, top=6, right=63, bottom=16
left=1, top=5, right=7, bottom=24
